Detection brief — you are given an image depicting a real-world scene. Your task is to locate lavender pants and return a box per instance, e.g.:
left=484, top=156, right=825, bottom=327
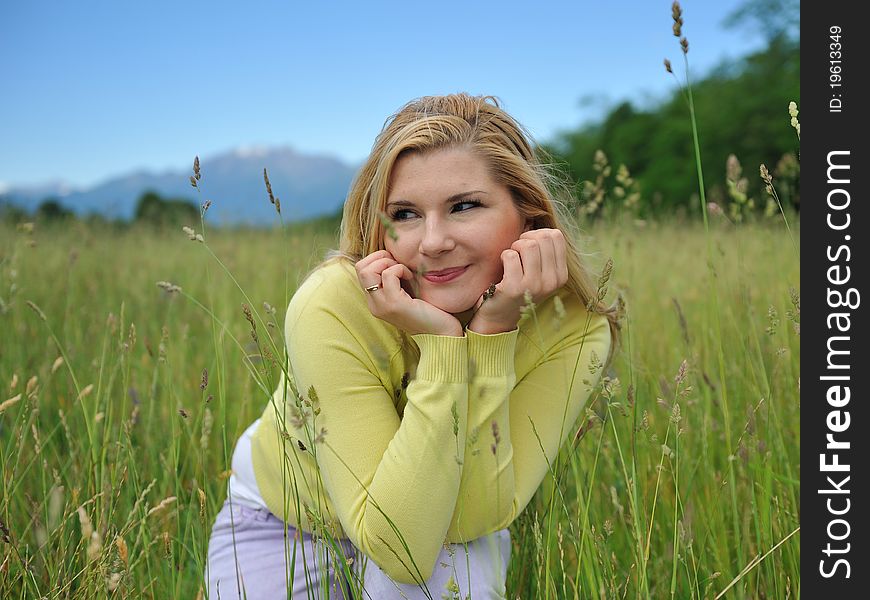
left=205, top=499, right=511, bottom=599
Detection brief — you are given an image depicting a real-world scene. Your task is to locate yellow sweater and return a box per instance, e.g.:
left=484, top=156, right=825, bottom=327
left=251, top=258, right=610, bottom=584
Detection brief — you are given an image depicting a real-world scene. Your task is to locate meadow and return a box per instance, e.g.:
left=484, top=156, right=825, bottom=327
left=0, top=206, right=799, bottom=598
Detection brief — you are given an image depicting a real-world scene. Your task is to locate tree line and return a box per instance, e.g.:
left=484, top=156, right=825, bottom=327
left=0, top=190, right=200, bottom=229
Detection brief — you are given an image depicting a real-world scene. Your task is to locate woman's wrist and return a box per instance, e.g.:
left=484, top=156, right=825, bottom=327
left=415, top=325, right=464, bottom=337
left=466, top=318, right=517, bottom=335
left=442, top=326, right=465, bottom=337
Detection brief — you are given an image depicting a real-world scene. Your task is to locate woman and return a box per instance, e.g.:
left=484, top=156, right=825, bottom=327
left=206, top=93, right=618, bottom=599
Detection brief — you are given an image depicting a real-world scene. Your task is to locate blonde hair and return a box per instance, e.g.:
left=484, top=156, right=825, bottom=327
left=316, top=93, right=620, bottom=361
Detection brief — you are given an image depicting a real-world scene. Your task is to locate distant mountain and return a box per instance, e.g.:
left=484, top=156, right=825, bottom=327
left=0, top=146, right=360, bottom=225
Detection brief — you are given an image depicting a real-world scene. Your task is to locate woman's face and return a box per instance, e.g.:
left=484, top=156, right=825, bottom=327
left=383, top=147, right=529, bottom=316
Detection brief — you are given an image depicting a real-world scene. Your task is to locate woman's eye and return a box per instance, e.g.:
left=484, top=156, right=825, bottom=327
left=452, top=200, right=482, bottom=212
left=389, top=209, right=415, bottom=221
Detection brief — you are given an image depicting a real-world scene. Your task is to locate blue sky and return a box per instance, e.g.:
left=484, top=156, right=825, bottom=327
left=0, top=0, right=770, bottom=191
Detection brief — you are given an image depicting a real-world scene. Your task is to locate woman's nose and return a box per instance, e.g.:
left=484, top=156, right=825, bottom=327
left=419, top=219, right=456, bottom=256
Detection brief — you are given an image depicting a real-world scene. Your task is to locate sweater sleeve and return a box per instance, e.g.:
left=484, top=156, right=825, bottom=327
left=449, top=312, right=611, bottom=539
left=284, top=287, right=469, bottom=585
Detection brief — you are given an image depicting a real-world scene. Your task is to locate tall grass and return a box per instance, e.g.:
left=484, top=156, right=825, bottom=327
left=1, top=204, right=799, bottom=598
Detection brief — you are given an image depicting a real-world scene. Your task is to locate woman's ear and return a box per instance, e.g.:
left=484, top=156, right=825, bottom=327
left=523, top=219, right=533, bottom=232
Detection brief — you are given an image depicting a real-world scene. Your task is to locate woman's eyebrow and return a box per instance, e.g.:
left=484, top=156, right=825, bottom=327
left=386, top=190, right=488, bottom=208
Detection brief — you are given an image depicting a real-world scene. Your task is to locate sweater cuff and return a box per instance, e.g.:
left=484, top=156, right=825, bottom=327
left=410, top=333, right=468, bottom=383
left=467, top=328, right=518, bottom=377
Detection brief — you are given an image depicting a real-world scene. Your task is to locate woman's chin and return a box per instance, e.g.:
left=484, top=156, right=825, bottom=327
left=424, top=297, right=475, bottom=316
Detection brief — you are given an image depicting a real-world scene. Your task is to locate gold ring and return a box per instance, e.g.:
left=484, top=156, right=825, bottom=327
left=364, top=283, right=381, bottom=293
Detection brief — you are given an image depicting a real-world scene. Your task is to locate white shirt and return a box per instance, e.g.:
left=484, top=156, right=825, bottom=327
left=227, top=418, right=270, bottom=510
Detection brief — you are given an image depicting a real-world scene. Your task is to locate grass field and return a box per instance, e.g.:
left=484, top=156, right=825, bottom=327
left=0, top=213, right=799, bottom=598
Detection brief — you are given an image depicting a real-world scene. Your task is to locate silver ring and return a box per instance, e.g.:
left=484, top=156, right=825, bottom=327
left=364, top=282, right=381, bottom=293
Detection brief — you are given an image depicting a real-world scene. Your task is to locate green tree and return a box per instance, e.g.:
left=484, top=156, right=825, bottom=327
left=723, top=0, right=799, bottom=44
left=133, top=190, right=198, bottom=228
left=35, top=197, right=74, bottom=222
left=0, top=200, right=29, bottom=225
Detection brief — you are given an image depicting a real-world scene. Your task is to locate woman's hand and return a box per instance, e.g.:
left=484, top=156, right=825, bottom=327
left=356, top=250, right=464, bottom=337
left=466, top=229, right=569, bottom=335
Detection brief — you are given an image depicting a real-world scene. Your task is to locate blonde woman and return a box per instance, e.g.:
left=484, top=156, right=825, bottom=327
left=206, top=93, right=618, bottom=599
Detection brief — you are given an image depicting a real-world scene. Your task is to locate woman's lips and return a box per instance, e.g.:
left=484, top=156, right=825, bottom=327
left=422, top=266, right=468, bottom=283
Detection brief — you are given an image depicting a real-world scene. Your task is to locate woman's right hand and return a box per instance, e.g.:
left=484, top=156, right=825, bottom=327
left=355, top=250, right=464, bottom=337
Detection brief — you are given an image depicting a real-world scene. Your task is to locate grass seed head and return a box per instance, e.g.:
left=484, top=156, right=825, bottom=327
left=671, top=2, right=683, bottom=36
left=115, top=536, right=129, bottom=566
left=107, top=312, right=118, bottom=334
left=552, top=295, right=566, bottom=330
left=242, top=304, right=255, bottom=329
left=25, top=300, right=47, bottom=321
left=25, top=375, right=39, bottom=397
left=443, top=574, right=460, bottom=598
left=264, top=168, right=275, bottom=203
left=674, top=359, right=688, bottom=386
left=147, top=496, right=177, bottom=518
left=314, top=427, right=328, bottom=444
left=157, top=281, right=182, bottom=294
left=788, top=287, right=800, bottom=316
left=200, top=407, right=213, bottom=450
left=595, top=258, right=614, bottom=303
left=788, top=101, right=801, bottom=137
left=588, top=349, right=603, bottom=375
left=707, top=201, right=723, bottom=216
left=190, top=156, right=201, bottom=189
left=87, top=530, right=103, bottom=561
left=51, top=356, right=64, bottom=374
left=263, top=168, right=281, bottom=214
left=77, top=506, right=93, bottom=539
left=670, top=402, right=682, bottom=424
left=490, top=419, right=502, bottom=455
left=519, top=289, right=537, bottom=321
left=107, top=572, right=122, bottom=592
left=0, top=394, right=22, bottom=415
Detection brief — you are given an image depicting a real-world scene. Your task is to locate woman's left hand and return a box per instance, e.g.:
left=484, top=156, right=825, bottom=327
left=467, top=228, right=569, bottom=335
